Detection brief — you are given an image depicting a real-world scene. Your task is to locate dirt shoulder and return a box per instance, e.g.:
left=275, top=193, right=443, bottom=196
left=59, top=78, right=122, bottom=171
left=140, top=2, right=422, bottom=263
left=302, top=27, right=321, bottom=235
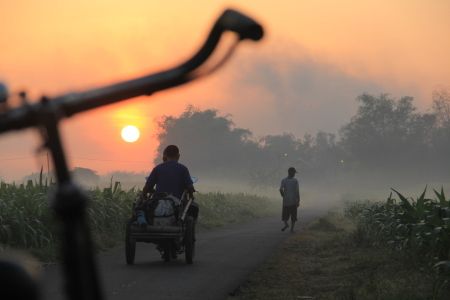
left=229, top=211, right=444, bottom=300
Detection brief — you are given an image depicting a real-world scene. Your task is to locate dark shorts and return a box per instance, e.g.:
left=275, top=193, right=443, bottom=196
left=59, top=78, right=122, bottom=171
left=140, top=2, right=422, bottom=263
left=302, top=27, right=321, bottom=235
left=282, top=205, right=298, bottom=221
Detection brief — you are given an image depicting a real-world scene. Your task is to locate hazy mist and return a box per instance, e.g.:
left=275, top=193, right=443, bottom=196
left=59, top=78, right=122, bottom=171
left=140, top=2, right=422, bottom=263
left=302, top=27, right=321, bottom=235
left=1, top=47, right=448, bottom=202
left=1, top=1, right=450, bottom=204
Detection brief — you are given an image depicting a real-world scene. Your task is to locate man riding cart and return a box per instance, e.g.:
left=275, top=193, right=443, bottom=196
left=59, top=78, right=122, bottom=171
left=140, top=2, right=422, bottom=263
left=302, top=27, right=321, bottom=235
left=126, top=145, right=199, bottom=264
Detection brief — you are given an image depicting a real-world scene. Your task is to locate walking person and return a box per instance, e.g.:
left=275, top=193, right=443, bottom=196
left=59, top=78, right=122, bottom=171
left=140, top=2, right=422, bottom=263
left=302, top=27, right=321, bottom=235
left=136, top=145, right=196, bottom=229
left=279, top=167, right=300, bottom=233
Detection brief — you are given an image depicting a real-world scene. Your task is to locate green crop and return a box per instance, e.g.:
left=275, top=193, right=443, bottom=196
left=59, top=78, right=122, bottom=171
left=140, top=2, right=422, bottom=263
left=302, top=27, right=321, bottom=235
left=196, top=191, right=278, bottom=228
left=1, top=173, right=277, bottom=261
left=0, top=168, right=55, bottom=249
left=0, top=173, right=135, bottom=252
left=346, top=187, right=450, bottom=295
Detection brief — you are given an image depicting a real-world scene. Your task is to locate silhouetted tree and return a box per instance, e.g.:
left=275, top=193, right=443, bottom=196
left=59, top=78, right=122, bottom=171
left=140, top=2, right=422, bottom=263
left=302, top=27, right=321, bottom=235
left=432, top=86, right=450, bottom=129
left=70, top=167, right=100, bottom=186
left=154, top=105, right=346, bottom=183
left=428, top=86, right=450, bottom=176
left=154, top=105, right=258, bottom=176
left=261, top=133, right=300, bottom=171
left=339, top=93, right=423, bottom=169
left=102, top=170, right=147, bottom=182
left=311, top=131, right=343, bottom=170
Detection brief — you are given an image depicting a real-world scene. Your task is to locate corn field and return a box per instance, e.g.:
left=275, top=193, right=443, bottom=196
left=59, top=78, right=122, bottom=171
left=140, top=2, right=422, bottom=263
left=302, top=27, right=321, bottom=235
left=0, top=180, right=55, bottom=249
left=1, top=173, right=278, bottom=258
left=346, top=187, right=450, bottom=293
left=0, top=176, right=135, bottom=252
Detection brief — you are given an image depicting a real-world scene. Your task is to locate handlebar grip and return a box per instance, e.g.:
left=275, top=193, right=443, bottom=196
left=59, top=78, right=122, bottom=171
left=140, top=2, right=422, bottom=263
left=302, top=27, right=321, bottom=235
left=218, top=9, right=263, bottom=41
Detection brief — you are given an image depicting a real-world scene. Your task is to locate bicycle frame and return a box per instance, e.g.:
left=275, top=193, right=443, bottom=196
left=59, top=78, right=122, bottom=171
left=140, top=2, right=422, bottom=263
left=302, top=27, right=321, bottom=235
left=0, top=9, right=263, bottom=300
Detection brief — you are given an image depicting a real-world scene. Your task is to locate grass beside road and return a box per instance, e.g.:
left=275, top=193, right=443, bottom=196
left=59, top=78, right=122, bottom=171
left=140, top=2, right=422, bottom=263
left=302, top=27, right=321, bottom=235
left=196, top=192, right=279, bottom=230
left=230, top=211, right=446, bottom=300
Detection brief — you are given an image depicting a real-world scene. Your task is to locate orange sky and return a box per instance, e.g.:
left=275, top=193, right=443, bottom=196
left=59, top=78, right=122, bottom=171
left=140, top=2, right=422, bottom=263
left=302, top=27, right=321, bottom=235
left=1, top=0, right=449, bottom=182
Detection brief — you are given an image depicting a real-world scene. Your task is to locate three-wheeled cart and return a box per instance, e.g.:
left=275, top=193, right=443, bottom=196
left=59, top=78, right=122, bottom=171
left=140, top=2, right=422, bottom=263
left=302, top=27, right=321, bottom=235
left=125, top=185, right=198, bottom=265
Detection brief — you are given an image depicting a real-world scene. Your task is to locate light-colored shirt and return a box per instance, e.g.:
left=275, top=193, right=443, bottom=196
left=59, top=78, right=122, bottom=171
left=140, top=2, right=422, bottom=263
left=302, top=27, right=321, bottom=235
left=279, top=177, right=300, bottom=206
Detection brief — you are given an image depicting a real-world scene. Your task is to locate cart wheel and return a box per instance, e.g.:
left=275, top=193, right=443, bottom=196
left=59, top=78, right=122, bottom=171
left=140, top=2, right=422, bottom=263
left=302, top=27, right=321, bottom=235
left=163, top=241, right=171, bottom=262
left=125, top=218, right=136, bottom=265
left=185, top=216, right=195, bottom=264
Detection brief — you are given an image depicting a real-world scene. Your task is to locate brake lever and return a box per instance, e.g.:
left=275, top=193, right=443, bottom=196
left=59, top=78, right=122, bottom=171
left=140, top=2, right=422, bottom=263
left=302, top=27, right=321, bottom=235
left=216, top=9, right=264, bottom=41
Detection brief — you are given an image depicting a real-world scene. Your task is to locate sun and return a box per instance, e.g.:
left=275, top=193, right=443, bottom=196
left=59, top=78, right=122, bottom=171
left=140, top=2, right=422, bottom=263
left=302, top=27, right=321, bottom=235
left=121, top=125, right=140, bottom=142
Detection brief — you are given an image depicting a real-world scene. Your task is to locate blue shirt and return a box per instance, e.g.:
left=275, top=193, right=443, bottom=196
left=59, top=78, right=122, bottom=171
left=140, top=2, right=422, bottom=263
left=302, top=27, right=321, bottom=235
left=145, top=161, right=193, bottom=199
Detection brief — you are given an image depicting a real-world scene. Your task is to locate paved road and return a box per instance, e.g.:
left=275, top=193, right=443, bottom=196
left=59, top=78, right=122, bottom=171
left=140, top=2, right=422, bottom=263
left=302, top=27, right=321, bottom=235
left=40, top=206, right=325, bottom=300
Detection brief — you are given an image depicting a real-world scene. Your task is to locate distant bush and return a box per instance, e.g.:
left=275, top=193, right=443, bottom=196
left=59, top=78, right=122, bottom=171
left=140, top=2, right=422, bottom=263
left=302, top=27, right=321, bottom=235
left=196, top=192, right=278, bottom=229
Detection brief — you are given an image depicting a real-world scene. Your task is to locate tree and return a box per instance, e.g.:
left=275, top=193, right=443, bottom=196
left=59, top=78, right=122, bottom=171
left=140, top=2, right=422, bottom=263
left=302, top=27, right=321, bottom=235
left=311, top=131, right=342, bottom=170
left=298, top=133, right=315, bottom=163
left=432, top=86, right=450, bottom=128
left=70, top=167, right=100, bottom=186
left=428, top=86, right=450, bottom=176
left=154, top=105, right=258, bottom=176
left=261, top=133, right=300, bottom=171
left=339, top=93, right=423, bottom=169
left=103, top=170, right=147, bottom=182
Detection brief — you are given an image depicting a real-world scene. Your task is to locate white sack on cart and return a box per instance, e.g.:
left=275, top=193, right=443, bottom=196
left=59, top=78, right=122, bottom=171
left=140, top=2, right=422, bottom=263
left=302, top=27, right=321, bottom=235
left=153, top=195, right=179, bottom=226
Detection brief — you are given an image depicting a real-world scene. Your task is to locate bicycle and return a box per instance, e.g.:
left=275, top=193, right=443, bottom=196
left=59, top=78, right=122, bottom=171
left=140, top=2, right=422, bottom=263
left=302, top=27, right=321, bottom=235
left=0, top=9, right=263, bottom=300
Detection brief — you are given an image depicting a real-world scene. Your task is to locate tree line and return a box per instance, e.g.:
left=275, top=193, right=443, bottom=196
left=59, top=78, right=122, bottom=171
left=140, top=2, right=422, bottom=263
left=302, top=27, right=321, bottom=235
left=16, top=88, right=449, bottom=189
left=154, top=87, right=450, bottom=188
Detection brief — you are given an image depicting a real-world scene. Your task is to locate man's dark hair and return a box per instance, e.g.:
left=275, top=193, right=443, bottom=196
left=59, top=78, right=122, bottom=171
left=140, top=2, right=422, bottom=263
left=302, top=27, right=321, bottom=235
left=163, top=145, right=179, bottom=158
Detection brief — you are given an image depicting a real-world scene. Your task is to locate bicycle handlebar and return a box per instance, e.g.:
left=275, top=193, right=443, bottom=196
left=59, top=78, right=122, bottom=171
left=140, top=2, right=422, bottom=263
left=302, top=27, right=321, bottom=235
left=0, top=9, right=263, bottom=133
left=0, top=10, right=263, bottom=300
